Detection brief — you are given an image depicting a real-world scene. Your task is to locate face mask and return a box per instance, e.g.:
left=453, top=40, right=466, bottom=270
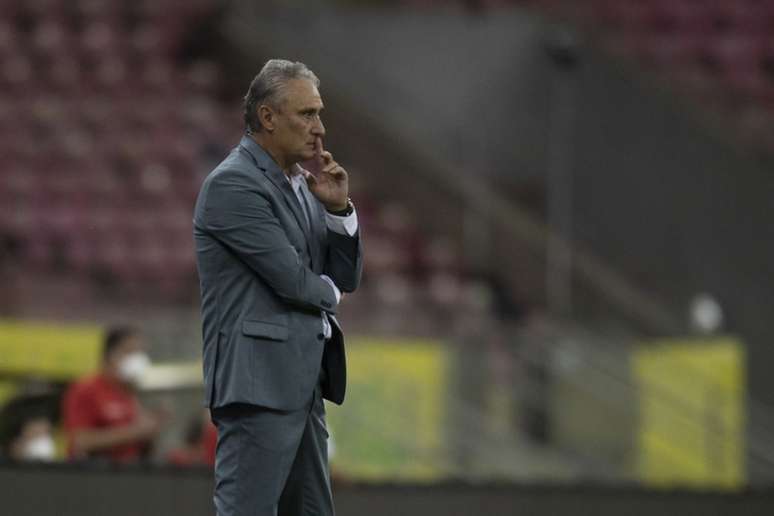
left=22, top=436, right=56, bottom=461
left=117, top=351, right=151, bottom=384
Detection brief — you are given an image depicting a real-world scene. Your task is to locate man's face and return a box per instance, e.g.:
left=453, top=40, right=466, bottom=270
left=269, top=78, right=325, bottom=165
left=105, top=334, right=151, bottom=386
left=107, top=335, right=144, bottom=369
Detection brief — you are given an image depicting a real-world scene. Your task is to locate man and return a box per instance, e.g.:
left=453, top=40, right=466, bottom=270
left=61, top=326, right=163, bottom=462
left=193, top=59, right=362, bottom=516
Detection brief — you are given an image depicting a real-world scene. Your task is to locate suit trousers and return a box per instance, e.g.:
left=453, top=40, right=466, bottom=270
left=211, top=381, right=333, bottom=516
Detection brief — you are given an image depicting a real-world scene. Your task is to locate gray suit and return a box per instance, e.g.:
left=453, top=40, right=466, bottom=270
left=194, top=135, right=362, bottom=515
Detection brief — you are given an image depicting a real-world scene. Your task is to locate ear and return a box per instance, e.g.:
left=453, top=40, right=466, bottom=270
left=258, top=104, right=276, bottom=132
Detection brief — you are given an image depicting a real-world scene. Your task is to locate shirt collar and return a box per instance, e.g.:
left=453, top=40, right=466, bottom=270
left=287, top=166, right=306, bottom=193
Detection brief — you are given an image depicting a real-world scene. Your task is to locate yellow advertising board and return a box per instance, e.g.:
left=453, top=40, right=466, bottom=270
left=632, top=337, right=745, bottom=489
left=0, top=319, right=103, bottom=380
left=0, top=321, right=451, bottom=481
left=326, top=337, right=448, bottom=481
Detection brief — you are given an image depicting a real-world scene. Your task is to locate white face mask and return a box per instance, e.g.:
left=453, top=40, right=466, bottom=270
left=117, top=351, right=151, bottom=384
left=22, top=436, right=56, bottom=461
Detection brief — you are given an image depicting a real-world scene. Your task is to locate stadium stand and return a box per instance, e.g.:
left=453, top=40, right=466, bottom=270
left=3, top=0, right=774, bottom=496
left=0, top=0, right=473, bottom=317
left=0, top=0, right=234, bottom=303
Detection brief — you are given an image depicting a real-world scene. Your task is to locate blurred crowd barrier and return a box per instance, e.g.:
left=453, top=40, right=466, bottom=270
left=0, top=318, right=750, bottom=490
left=3, top=461, right=774, bottom=516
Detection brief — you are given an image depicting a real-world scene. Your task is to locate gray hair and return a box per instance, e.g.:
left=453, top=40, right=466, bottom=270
left=243, top=59, right=320, bottom=134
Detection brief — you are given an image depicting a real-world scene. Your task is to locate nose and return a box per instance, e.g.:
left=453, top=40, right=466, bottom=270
left=313, top=117, right=325, bottom=137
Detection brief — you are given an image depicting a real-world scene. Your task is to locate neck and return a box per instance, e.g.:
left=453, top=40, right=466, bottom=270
left=251, top=132, right=291, bottom=176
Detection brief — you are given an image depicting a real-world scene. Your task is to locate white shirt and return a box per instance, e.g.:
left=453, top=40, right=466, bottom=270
left=288, top=171, right=358, bottom=339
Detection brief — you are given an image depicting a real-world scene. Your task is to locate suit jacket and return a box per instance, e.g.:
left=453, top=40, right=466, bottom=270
left=193, top=136, right=362, bottom=411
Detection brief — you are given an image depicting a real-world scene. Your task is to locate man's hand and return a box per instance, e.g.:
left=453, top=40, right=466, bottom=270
left=70, top=408, right=169, bottom=457
left=133, top=407, right=168, bottom=440
left=304, top=137, right=349, bottom=212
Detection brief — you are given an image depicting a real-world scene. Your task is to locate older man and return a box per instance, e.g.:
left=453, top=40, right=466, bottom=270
left=193, top=59, right=362, bottom=516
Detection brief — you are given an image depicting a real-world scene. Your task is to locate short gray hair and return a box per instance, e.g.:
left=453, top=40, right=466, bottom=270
left=243, top=59, right=320, bottom=134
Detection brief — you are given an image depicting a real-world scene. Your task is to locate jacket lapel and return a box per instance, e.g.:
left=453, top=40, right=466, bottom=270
left=265, top=168, right=313, bottom=244
left=238, top=137, right=313, bottom=245
left=299, top=182, right=324, bottom=272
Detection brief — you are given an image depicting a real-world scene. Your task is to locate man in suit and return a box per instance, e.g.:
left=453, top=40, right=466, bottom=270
left=193, top=59, right=362, bottom=516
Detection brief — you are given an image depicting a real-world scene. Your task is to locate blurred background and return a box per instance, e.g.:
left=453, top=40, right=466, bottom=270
left=1, top=0, right=774, bottom=514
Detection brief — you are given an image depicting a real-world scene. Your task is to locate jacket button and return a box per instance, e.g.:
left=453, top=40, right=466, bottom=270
left=317, top=333, right=325, bottom=340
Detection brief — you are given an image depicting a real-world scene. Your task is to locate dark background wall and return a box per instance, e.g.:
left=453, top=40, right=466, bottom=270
left=570, top=50, right=774, bottom=466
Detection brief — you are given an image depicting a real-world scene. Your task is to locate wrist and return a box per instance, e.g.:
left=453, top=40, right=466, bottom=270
left=326, top=198, right=353, bottom=216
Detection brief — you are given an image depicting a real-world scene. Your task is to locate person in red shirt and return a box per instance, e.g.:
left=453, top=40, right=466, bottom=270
left=61, top=326, right=165, bottom=463
left=165, top=409, right=217, bottom=467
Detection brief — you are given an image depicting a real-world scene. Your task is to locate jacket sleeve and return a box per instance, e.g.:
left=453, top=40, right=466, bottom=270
left=323, top=228, right=363, bottom=293
left=200, top=172, right=338, bottom=314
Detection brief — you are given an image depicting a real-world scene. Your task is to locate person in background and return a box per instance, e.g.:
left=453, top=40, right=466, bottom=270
left=166, top=409, right=217, bottom=467
left=61, top=326, right=166, bottom=463
left=0, top=391, right=60, bottom=462
left=6, top=414, right=57, bottom=462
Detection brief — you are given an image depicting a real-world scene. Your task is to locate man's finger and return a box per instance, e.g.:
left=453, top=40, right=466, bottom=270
left=325, top=166, right=347, bottom=179
left=320, top=151, right=333, bottom=165
left=321, top=160, right=339, bottom=174
left=315, top=137, right=323, bottom=159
